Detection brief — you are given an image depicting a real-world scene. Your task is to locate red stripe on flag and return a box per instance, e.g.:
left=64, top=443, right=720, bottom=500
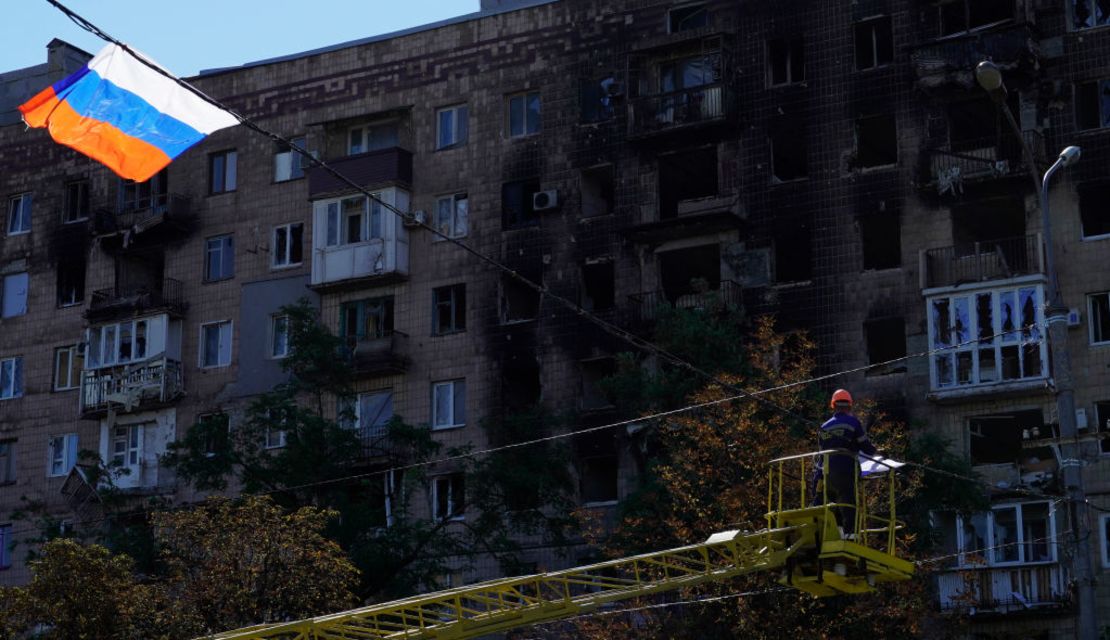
left=41, top=99, right=172, bottom=182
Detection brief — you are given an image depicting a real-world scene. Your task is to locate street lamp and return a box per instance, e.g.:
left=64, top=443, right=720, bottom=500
left=976, top=60, right=1098, bottom=640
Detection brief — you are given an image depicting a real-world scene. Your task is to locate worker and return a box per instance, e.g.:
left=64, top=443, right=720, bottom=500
left=817, top=389, right=876, bottom=537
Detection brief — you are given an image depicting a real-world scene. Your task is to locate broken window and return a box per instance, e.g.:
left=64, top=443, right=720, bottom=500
left=502, top=179, right=541, bottom=229
left=968, top=410, right=1044, bottom=465
left=1074, top=0, right=1110, bottom=30
left=63, top=180, right=89, bottom=223
left=1078, top=182, right=1110, bottom=239
left=774, top=221, right=813, bottom=283
left=940, top=0, right=1012, bottom=36
left=580, top=77, right=618, bottom=123
left=500, top=272, right=541, bottom=323
left=854, top=16, right=894, bottom=70
left=197, top=412, right=230, bottom=458
left=768, top=38, right=804, bottom=86
left=668, top=3, right=708, bottom=32
left=1090, top=292, right=1110, bottom=345
left=581, top=166, right=615, bottom=218
left=580, top=261, right=615, bottom=312
left=1096, top=401, right=1110, bottom=454
left=770, top=118, right=807, bottom=182
left=951, top=197, right=1026, bottom=254
left=576, top=430, right=619, bottom=504
left=659, top=244, right=720, bottom=301
left=865, top=317, right=907, bottom=374
left=1075, top=80, right=1110, bottom=130
left=56, top=258, right=86, bottom=307
left=930, top=285, right=1046, bottom=390
left=860, top=211, right=901, bottom=270
left=340, top=297, right=394, bottom=341
left=119, top=169, right=168, bottom=213
left=433, top=284, right=466, bottom=335
left=580, top=358, right=616, bottom=411
left=659, top=147, right=717, bottom=219
left=433, top=473, right=466, bottom=520
left=948, top=98, right=1000, bottom=151
left=856, top=114, right=898, bottom=168
left=501, top=356, right=541, bottom=412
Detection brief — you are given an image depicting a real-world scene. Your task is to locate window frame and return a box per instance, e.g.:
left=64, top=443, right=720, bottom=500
left=197, top=412, right=231, bottom=458
left=506, top=91, right=541, bottom=138
left=273, top=136, right=307, bottom=182
left=63, top=180, right=90, bottom=224
left=86, top=319, right=151, bottom=369
left=110, top=424, right=141, bottom=469
left=208, top=149, right=238, bottom=194
left=0, top=357, right=22, bottom=400
left=270, top=314, right=290, bottom=359
left=347, top=121, right=400, bottom=155
left=767, top=37, right=805, bottom=87
left=854, top=15, right=894, bottom=71
left=436, top=104, right=469, bottom=150
left=0, top=440, right=14, bottom=485
left=1071, top=0, right=1110, bottom=31
left=271, top=222, right=304, bottom=268
left=434, top=193, right=469, bottom=239
left=47, top=433, right=78, bottom=478
left=204, top=234, right=235, bottom=282
left=952, top=502, right=1057, bottom=568
left=352, top=389, right=394, bottom=439
left=431, top=379, right=466, bottom=430
left=432, top=472, right=466, bottom=521
left=6, top=193, right=32, bottom=236
left=53, top=345, right=83, bottom=391
left=199, top=320, right=233, bottom=369
left=322, top=195, right=384, bottom=247
left=432, top=284, right=466, bottom=335
left=1090, top=292, right=1110, bottom=346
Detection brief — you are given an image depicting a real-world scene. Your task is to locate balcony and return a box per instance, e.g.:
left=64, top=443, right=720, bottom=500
left=628, top=83, right=734, bottom=139
left=306, top=147, right=412, bottom=199
left=920, top=234, right=1043, bottom=290
left=628, top=280, right=742, bottom=327
left=626, top=194, right=745, bottom=244
left=911, top=23, right=1039, bottom=91
left=93, top=193, right=192, bottom=238
left=85, top=278, right=187, bottom=322
left=923, top=131, right=1044, bottom=195
left=79, top=356, right=183, bottom=417
left=344, top=331, right=409, bottom=376
left=936, top=564, right=1070, bottom=615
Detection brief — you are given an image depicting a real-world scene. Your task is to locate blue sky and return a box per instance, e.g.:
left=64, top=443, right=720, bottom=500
left=7, top=1, right=480, bottom=77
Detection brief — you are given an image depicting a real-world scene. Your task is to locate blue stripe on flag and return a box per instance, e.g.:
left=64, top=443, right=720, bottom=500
left=56, top=69, right=206, bottom=159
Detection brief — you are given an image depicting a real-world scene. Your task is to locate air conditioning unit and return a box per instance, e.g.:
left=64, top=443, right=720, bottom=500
left=403, top=209, right=427, bottom=228
left=532, top=190, right=559, bottom=211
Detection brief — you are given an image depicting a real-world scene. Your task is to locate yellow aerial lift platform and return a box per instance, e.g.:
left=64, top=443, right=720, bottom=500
left=206, top=451, right=913, bottom=640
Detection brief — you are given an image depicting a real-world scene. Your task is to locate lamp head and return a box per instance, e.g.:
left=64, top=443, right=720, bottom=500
left=975, top=60, right=1006, bottom=98
left=1059, top=145, right=1081, bottom=167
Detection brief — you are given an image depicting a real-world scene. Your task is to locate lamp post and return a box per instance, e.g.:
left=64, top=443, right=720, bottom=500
left=976, top=60, right=1097, bottom=640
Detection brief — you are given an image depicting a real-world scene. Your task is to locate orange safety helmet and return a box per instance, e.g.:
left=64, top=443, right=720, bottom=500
left=830, top=389, right=853, bottom=410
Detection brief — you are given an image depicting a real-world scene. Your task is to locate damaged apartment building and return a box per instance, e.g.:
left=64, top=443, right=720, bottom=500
left=2, top=1, right=1110, bottom=636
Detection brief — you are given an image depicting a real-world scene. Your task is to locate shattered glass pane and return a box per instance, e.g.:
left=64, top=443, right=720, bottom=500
left=1000, top=291, right=1018, bottom=341
left=933, top=298, right=951, bottom=347
left=957, top=351, right=973, bottom=385
left=976, top=293, right=993, bottom=343
left=1001, top=345, right=1021, bottom=379
left=1022, top=343, right=1043, bottom=378
left=978, top=348, right=998, bottom=383
left=953, top=296, right=971, bottom=344
left=1019, top=287, right=1039, bottom=341
left=936, top=354, right=954, bottom=387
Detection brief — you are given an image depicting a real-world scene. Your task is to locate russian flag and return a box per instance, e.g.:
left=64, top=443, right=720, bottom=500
left=18, top=44, right=237, bottom=182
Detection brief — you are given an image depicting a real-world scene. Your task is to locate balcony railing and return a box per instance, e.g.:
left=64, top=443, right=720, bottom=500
left=921, top=234, right=1043, bottom=290
left=93, top=193, right=191, bottom=236
left=86, top=278, right=186, bottom=319
left=925, top=131, right=1044, bottom=194
left=628, top=83, right=732, bottom=138
left=343, top=331, right=409, bottom=376
left=306, top=147, right=413, bottom=198
left=911, top=22, right=1038, bottom=88
left=936, top=564, right=1069, bottom=614
left=628, top=280, right=742, bottom=326
left=79, top=356, right=183, bottom=416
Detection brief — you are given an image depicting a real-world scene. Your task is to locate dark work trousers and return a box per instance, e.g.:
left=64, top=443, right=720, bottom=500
left=826, top=467, right=858, bottom=535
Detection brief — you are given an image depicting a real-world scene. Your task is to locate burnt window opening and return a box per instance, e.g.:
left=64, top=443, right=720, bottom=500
left=114, top=251, right=165, bottom=298
left=854, top=16, right=894, bottom=70
left=1078, top=182, right=1110, bottom=239
left=580, top=261, right=615, bottom=312
left=951, top=197, right=1026, bottom=255
left=580, top=357, right=617, bottom=411
left=57, top=258, right=86, bottom=307
left=501, top=356, right=541, bottom=412
left=63, top=180, right=89, bottom=223
left=502, top=178, right=541, bottom=229
left=581, top=166, right=615, bottom=218
left=770, top=119, right=807, bottom=182
left=940, top=0, right=1012, bottom=36
left=865, top=317, right=907, bottom=374
left=575, top=430, right=619, bottom=503
left=768, top=38, right=805, bottom=86
left=1076, top=80, right=1110, bottom=131
left=861, top=211, right=902, bottom=270
left=659, top=244, right=720, bottom=301
left=774, top=222, right=813, bottom=283
left=119, top=168, right=168, bottom=213
left=501, top=272, right=541, bottom=324
left=659, top=147, right=718, bottom=220
left=948, top=97, right=1004, bottom=151
left=1097, top=401, right=1110, bottom=454
left=856, top=114, right=898, bottom=168
left=433, top=284, right=466, bottom=335
left=580, top=77, right=619, bottom=123
left=969, top=410, right=1046, bottom=466
left=668, top=3, right=708, bottom=33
